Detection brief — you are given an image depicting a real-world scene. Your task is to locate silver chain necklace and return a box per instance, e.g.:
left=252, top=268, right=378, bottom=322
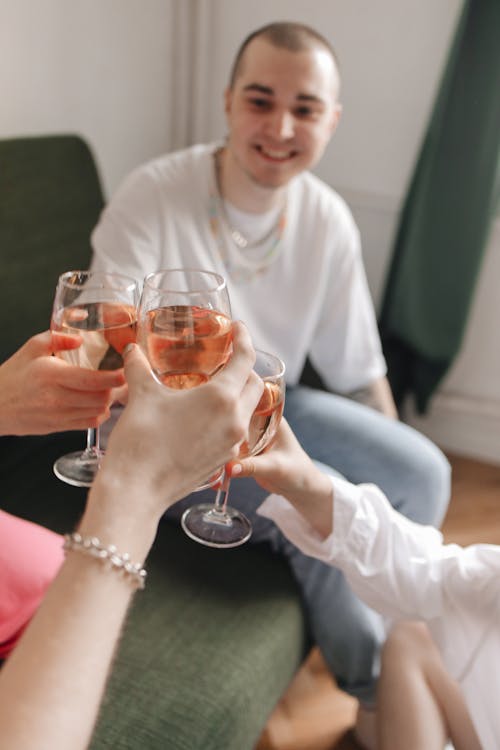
left=213, top=148, right=287, bottom=250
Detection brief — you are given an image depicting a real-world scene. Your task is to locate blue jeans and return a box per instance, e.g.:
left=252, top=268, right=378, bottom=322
left=166, top=385, right=451, bottom=704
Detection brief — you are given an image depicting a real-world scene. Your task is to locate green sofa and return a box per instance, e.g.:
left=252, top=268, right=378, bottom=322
left=0, top=135, right=308, bottom=749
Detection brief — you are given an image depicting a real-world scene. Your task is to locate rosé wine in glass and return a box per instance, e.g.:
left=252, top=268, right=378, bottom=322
left=137, top=269, right=232, bottom=492
left=144, top=305, right=232, bottom=390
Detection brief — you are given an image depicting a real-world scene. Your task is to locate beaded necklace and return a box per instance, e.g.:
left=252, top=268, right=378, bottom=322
left=209, top=147, right=287, bottom=284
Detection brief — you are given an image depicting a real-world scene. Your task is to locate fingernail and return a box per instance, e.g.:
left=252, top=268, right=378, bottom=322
left=122, top=343, right=135, bottom=356
left=231, top=463, right=242, bottom=476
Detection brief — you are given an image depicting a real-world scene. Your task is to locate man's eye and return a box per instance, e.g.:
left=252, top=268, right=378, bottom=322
left=295, top=106, right=316, bottom=118
left=248, top=98, right=272, bottom=110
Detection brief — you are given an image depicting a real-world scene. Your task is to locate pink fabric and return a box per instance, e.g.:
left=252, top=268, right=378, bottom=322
left=0, top=510, right=64, bottom=657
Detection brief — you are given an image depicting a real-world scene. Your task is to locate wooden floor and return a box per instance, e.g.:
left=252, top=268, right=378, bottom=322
left=255, top=453, right=500, bottom=750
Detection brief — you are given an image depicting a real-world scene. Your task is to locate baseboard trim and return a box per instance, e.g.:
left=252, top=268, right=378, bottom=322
left=404, top=392, right=500, bottom=467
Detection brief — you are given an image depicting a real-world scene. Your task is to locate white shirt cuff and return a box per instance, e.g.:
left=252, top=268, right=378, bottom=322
left=257, top=474, right=365, bottom=563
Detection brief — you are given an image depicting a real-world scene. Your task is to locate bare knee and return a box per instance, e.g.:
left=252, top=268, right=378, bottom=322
left=382, top=621, right=433, bottom=670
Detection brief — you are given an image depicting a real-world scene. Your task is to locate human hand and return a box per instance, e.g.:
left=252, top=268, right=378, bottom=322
left=92, top=321, right=264, bottom=523
left=229, top=419, right=334, bottom=537
left=0, top=332, right=125, bottom=436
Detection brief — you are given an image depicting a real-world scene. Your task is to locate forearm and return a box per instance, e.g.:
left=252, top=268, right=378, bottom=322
left=347, top=376, right=398, bottom=419
left=0, top=478, right=159, bottom=750
left=276, top=468, right=334, bottom=539
left=0, top=548, right=135, bottom=750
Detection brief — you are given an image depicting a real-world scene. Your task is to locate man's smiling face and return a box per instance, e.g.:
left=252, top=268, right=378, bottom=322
left=224, top=36, right=341, bottom=191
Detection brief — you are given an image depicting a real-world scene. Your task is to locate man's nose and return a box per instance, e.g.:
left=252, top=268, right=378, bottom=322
left=267, top=110, right=295, bottom=139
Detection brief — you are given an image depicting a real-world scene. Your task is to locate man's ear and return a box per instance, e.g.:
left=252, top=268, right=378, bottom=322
left=224, top=87, right=233, bottom=118
left=330, top=103, right=342, bottom=136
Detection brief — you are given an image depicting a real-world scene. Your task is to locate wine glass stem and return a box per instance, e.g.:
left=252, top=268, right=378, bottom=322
left=84, top=427, right=102, bottom=458
left=213, top=474, right=231, bottom=514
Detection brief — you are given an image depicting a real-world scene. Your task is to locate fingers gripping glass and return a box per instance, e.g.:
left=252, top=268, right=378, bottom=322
left=137, top=268, right=233, bottom=490
left=181, top=349, right=285, bottom=549
left=51, top=270, right=139, bottom=487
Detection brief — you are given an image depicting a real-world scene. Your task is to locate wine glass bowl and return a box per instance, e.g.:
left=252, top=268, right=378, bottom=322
left=181, top=349, right=285, bottom=548
left=51, top=270, right=139, bottom=487
left=144, top=304, right=232, bottom=390
left=138, top=269, right=232, bottom=390
left=239, top=366, right=285, bottom=460
left=137, top=268, right=232, bottom=490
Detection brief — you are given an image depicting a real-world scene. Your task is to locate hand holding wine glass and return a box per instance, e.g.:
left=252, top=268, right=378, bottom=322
left=0, top=331, right=123, bottom=436
left=51, top=270, right=139, bottom=487
left=181, top=349, right=285, bottom=548
left=137, top=268, right=285, bottom=547
left=229, top=418, right=335, bottom=539
left=96, top=322, right=264, bottom=518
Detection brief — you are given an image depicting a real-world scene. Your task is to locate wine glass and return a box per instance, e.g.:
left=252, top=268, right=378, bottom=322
left=137, top=268, right=233, bottom=489
left=181, top=349, right=285, bottom=548
left=51, top=270, right=139, bottom=487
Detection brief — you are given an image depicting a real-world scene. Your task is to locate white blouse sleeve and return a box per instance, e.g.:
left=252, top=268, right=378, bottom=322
left=258, top=476, right=462, bottom=621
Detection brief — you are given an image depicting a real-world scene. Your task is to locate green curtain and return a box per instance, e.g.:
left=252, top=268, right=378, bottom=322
left=379, top=0, right=500, bottom=413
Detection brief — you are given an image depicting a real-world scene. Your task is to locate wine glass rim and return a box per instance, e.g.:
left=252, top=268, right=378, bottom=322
left=143, top=268, right=227, bottom=294
left=254, top=349, right=286, bottom=379
left=58, top=270, right=138, bottom=291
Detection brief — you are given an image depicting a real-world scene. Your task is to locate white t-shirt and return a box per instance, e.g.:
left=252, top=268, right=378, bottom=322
left=91, top=143, right=386, bottom=392
left=259, top=480, right=500, bottom=750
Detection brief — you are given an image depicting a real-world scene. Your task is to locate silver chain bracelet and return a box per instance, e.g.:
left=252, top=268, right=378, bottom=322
left=63, top=532, right=147, bottom=590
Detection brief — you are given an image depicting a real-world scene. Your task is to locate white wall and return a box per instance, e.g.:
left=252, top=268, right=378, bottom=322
left=0, top=0, right=176, bottom=197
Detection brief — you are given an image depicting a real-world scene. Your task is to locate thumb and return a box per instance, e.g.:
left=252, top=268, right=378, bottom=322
left=123, top=343, right=152, bottom=391
left=227, top=458, right=256, bottom=479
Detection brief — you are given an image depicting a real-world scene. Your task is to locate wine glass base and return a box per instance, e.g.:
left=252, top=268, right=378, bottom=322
left=53, top=451, right=102, bottom=488
left=181, top=503, right=252, bottom=548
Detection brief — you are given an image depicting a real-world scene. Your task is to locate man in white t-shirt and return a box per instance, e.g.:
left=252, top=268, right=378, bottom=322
left=91, top=21, right=451, bottom=713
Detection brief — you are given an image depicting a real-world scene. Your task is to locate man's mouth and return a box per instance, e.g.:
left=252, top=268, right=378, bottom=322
left=255, top=145, right=296, bottom=162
